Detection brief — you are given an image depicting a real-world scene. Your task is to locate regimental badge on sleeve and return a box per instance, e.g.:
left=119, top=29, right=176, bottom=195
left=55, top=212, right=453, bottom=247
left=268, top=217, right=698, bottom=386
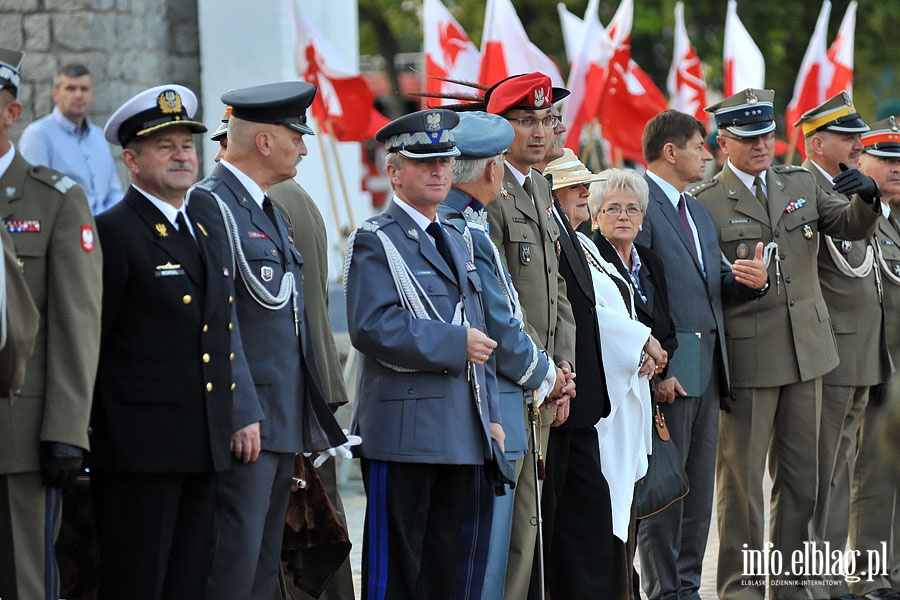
left=82, top=225, right=95, bottom=252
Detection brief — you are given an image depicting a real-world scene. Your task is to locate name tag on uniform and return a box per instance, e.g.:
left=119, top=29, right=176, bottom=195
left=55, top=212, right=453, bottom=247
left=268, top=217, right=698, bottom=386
left=248, top=231, right=268, bottom=239
left=728, top=218, right=752, bottom=224
left=413, top=269, right=436, bottom=276
left=883, top=239, right=896, bottom=246
left=155, top=262, right=184, bottom=276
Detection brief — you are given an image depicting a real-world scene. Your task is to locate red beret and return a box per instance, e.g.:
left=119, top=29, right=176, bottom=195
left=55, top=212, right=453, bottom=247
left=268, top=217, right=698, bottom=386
left=485, top=72, right=570, bottom=115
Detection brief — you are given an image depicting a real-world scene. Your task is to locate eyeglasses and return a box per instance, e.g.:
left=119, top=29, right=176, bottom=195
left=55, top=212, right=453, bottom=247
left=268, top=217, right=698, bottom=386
left=506, top=115, right=560, bottom=129
left=602, top=204, right=642, bottom=217
left=720, top=132, right=776, bottom=144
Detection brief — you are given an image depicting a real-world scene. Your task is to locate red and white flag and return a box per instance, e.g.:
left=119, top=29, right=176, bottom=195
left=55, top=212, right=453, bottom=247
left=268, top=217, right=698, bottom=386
left=595, top=0, right=668, bottom=164
left=560, top=0, right=611, bottom=153
left=826, top=0, right=856, bottom=97
left=667, top=2, right=707, bottom=123
left=423, top=0, right=482, bottom=105
left=723, top=0, right=765, bottom=97
left=291, top=1, right=388, bottom=141
left=478, top=0, right=564, bottom=88
left=784, top=1, right=833, bottom=156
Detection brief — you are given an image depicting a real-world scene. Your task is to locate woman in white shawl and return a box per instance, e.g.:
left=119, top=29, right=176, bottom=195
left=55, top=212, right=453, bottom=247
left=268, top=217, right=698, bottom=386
left=545, top=153, right=667, bottom=598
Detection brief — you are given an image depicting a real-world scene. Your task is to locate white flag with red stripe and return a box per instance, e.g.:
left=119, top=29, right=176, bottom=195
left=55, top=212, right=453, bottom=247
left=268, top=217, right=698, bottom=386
left=826, top=0, right=856, bottom=97
left=423, top=0, right=482, bottom=106
left=292, top=1, right=387, bottom=141
left=477, top=0, right=564, bottom=88
left=723, top=0, right=764, bottom=97
left=667, top=2, right=708, bottom=123
left=784, top=1, right=833, bottom=156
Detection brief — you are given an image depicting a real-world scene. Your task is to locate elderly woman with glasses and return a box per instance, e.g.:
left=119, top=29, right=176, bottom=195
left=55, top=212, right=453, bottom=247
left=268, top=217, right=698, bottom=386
left=545, top=152, right=669, bottom=599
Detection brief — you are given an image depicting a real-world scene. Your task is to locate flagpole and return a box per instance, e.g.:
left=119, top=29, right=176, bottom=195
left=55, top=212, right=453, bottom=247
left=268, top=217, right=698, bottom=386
left=325, top=119, right=356, bottom=233
left=314, top=121, right=344, bottom=241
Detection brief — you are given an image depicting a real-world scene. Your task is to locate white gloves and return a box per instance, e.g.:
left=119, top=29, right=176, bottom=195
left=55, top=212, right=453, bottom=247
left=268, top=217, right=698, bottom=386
left=304, top=429, right=362, bottom=468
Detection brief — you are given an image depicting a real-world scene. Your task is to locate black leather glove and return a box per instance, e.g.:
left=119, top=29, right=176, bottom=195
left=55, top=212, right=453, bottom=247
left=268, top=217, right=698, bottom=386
left=39, top=442, right=83, bottom=488
left=869, top=383, right=889, bottom=407
left=833, top=162, right=882, bottom=203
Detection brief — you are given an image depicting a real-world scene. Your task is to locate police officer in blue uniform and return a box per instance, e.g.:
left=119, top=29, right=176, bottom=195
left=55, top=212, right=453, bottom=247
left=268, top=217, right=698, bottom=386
left=438, top=111, right=560, bottom=600
left=344, top=108, right=503, bottom=600
left=187, top=81, right=346, bottom=600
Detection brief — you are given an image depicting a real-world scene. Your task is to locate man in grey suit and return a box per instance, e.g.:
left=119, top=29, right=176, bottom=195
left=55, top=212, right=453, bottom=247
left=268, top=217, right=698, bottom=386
left=189, top=81, right=346, bottom=600
left=635, top=109, right=768, bottom=600
left=795, top=94, right=892, bottom=600
left=344, top=108, right=503, bottom=600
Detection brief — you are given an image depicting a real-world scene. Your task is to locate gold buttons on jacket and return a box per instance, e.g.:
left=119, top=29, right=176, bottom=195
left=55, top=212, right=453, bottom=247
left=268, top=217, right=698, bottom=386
left=206, top=382, right=213, bottom=392
left=229, top=296, right=233, bottom=304
left=230, top=383, right=236, bottom=391
left=202, top=353, right=210, bottom=363
left=228, top=323, right=233, bottom=331
left=229, top=353, right=235, bottom=361
left=183, top=295, right=192, bottom=304
left=202, top=324, right=209, bottom=332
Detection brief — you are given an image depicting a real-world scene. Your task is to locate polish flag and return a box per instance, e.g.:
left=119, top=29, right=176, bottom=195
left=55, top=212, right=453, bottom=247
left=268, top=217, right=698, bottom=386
left=292, top=1, right=388, bottom=141
left=594, top=0, right=668, bottom=164
left=826, top=0, right=856, bottom=97
left=478, top=0, right=564, bottom=88
left=667, top=2, right=708, bottom=123
left=723, top=0, right=765, bottom=97
left=560, top=0, right=611, bottom=153
left=784, top=1, right=833, bottom=157
left=423, top=0, right=482, bottom=105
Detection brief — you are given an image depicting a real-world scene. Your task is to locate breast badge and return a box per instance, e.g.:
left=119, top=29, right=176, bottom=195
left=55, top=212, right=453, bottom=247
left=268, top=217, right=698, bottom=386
left=735, top=241, right=750, bottom=259
left=802, top=224, right=814, bottom=239
left=261, top=265, right=274, bottom=282
left=520, top=242, right=532, bottom=265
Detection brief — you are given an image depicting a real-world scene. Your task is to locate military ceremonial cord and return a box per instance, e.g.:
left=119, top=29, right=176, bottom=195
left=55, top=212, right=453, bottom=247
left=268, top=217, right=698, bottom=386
left=343, top=222, right=465, bottom=373
left=824, top=235, right=875, bottom=278
left=875, top=235, right=900, bottom=288
left=0, top=236, right=7, bottom=350
left=459, top=210, right=542, bottom=387
left=196, top=188, right=297, bottom=314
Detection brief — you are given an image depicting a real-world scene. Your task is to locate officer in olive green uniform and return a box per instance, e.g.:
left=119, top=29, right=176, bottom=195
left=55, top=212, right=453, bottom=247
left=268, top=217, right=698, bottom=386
left=848, top=119, right=900, bottom=600
left=691, top=88, right=881, bottom=600
left=483, top=72, right=577, bottom=600
left=793, top=95, right=893, bottom=600
left=0, top=47, right=102, bottom=600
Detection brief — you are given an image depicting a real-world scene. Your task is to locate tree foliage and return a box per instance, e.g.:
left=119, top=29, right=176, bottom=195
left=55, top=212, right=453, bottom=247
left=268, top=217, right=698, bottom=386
left=358, top=0, right=900, bottom=124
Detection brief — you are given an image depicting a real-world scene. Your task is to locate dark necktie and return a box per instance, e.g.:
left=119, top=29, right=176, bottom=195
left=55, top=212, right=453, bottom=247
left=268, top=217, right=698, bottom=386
left=175, top=211, right=195, bottom=245
left=753, top=176, right=767, bottom=207
left=522, top=176, right=533, bottom=201
left=262, top=195, right=279, bottom=230
left=677, top=194, right=697, bottom=250
left=426, top=221, right=454, bottom=271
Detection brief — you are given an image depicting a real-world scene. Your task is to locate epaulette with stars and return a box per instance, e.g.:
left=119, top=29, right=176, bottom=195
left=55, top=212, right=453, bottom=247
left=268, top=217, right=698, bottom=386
left=687, top=177, right=718, bottom=197
left=29, top=166, right=77, bottom=195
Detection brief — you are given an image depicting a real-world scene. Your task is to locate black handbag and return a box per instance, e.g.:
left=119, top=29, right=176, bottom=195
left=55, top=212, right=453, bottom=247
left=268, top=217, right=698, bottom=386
left=636, top=403, right=690, bottom=519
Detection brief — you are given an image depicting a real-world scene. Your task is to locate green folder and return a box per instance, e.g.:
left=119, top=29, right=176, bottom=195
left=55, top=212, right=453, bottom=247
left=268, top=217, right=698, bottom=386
left=668, top=331, right=702, bottom=397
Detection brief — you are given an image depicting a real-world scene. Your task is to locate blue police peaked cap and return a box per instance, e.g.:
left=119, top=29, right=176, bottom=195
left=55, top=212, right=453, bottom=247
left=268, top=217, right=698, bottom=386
left=375, top=109, right=461, bottom=159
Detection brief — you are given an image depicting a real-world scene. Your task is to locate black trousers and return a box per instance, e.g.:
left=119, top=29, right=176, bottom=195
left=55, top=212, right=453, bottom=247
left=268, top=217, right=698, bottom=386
left=361, top=460, right=491, bottom=600
left=530, top=427, right=615, bottom=599
left=92, top=471, right=217, bottom=600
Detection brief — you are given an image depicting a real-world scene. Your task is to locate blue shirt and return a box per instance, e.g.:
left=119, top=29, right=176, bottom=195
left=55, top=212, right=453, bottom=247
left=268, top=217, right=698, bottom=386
left=18, top=106, right=123, bottom=214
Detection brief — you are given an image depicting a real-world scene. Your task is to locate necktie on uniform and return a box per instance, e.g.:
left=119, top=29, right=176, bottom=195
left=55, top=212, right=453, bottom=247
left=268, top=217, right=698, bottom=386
left=262, top=195, right=279, bottom=230
left=753, top=176, right=767, bottom=207
left=522, top=176, right=533, bottom=201
left=426, top=221, right=454, bottom=271
left=175, top=211, right=196, bottom=245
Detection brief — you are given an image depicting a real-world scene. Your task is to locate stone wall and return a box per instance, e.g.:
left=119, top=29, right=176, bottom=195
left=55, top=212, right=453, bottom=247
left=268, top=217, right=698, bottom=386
left=4, top=0, right=201, bottom=146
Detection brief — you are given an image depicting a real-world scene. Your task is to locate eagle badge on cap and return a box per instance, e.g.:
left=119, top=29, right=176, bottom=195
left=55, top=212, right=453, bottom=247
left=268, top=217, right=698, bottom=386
left=746, top=89, right=758, bottom=104
left=158, top=90, right=183, bottom=115
left=425, top=111, right=442, bottom=132
left=534, top=88, right=546, bottom=107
